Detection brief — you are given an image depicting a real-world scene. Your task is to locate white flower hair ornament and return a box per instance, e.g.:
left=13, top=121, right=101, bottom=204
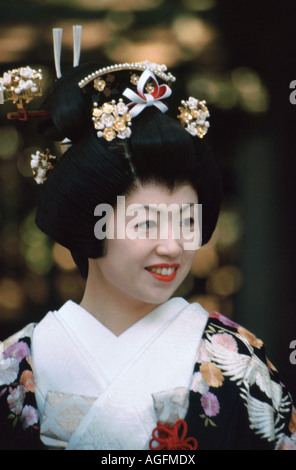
left=30, top=149, right=57, bottom=185
left=0, top=66, right=51, bottom=121
left=177, top=97, right=210, bottom=138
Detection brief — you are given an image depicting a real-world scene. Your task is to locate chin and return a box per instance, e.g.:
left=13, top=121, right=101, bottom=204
left=139, top=288, right=177, bottom=305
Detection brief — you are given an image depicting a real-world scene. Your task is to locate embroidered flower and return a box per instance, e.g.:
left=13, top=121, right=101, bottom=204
left=0, top=358, right=19, bottom=386
left=3, top=324, right=35, bottom=350
left=190, top=371, right=209, bottom=395
left=211, top=332, right=238, bottom=353
left=200, top=362, right=224, bottom=388
left=20, top=370, right=35, bottom=393
left=7, top=385, right=26, bottom=415
left=195, top=339, right=210, bottom=363
left=21, top=404, right=39, bottom=430
left=201, top=392, right=220, bottom=417
left=4, top=341, right=30, bottom=363
left=209, top=311, right=240, bottom=329
left=237, top=327, right=263, bottom=349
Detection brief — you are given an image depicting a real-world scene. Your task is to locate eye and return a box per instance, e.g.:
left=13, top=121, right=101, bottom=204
left=181, top=217, right=195, bottom=228
left=136, top=220, right=157, bottom=230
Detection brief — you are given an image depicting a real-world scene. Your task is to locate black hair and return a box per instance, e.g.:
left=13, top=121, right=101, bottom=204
left=36, top=64, right=223, bottom=278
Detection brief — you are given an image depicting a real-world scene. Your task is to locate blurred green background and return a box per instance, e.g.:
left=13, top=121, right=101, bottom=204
left=0, top=0, right=295, bottom=400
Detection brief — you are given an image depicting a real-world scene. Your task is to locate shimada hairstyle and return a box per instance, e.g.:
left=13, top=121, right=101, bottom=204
left=0, top=26, right=223, bottom=279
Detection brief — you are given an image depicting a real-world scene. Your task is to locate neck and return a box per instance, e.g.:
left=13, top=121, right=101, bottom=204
left=80, top=262, right=160, bottom=336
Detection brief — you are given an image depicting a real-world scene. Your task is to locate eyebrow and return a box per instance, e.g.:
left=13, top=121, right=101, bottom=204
left=132, top=203, right=196, bottom=213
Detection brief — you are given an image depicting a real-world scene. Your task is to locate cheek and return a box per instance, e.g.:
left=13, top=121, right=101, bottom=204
left=100, top=239, right=144, bottom=276
left=182, top=249, right=197, bottom=270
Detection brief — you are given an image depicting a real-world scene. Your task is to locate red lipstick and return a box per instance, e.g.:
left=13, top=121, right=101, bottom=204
left=145, top=264, right=180, bottom=282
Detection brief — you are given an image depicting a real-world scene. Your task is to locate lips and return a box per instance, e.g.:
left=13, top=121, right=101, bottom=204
left=145, top=264, right=180, bottom=282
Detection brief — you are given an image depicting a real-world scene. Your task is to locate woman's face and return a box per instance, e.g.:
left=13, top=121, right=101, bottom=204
left=92, top=182, right=200, bottom=307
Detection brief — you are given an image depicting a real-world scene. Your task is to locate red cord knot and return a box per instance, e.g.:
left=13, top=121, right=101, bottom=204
left=149, top=419, right=198, bottom=450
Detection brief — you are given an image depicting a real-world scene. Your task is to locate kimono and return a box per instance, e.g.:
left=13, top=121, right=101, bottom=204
left=0, top=297, right=295, bottom=451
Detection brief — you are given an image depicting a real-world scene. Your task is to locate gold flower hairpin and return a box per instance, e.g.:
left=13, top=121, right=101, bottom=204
left=92, top=98, right=132, bottom=142
left=177, top=97, right=210, bottom=139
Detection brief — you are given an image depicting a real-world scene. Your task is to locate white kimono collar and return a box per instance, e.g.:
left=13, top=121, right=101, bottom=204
left=54, top=297, right=189, bottom=381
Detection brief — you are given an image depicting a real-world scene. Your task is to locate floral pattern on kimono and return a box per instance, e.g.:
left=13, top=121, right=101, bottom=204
left=0, top=311, right=296, bottom=450
left=0, top=324, right=44, bottom=450
left=183, top=312, right=296, bottom=450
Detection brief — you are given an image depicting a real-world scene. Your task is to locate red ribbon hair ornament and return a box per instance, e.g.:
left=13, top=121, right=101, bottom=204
left=123, top=69, right=172, bottom=118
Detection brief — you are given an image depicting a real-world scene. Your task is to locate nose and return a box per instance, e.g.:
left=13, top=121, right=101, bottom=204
left=155, top=236, right=183, bottom=258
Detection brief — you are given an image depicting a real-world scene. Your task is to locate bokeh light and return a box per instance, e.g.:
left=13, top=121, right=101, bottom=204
left=182, top=0, right=216, bottom=11
left=0, top=278, right=25, bottom=320
left=172, top=16, right=216, bottom=53
left=211, top=205, right=244, bottom=254
left=76, top=0, right=165, bottom=11
left=0, top=26, right=37, bottom=63
left=231, top=67, right=269, bottom=113
left=54, top=272, right=85, bottom=303
left=0, top=126, right=23, bottom=159
left=21, top=273, right=50, bottom=305
left=187, top=68, right=269, bottom=113
left=190, top=245, right=219, bottom=278
left=20, top=211, right=54, bottom=275
left=206, top=265, right=243, bottom=297
left=104, top=32, right=182, bottom=67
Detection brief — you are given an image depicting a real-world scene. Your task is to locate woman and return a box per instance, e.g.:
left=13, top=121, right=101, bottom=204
left=0, top=59, right=295, bottom=450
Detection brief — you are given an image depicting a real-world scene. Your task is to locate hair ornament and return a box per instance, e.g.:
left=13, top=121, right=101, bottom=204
left=73, top=25, right=82, bottom=68
left=0, top=66, right=42, bottom=102
left=0, top=66, right=50, bottom=121
left=53, top=25, right=82, bottom=78
left=122, top=69, right=172, bottom=118
left=177, top=97, right=210, bottom=139
left=91, top=67, right=173, bottom=141
left=78, top=60, right=176, bottom=89
left=30, top=149, right=57, bottom=184
left=92, top=98, right=132, bottom=142
left=53, top=28, right=63, bottom=79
